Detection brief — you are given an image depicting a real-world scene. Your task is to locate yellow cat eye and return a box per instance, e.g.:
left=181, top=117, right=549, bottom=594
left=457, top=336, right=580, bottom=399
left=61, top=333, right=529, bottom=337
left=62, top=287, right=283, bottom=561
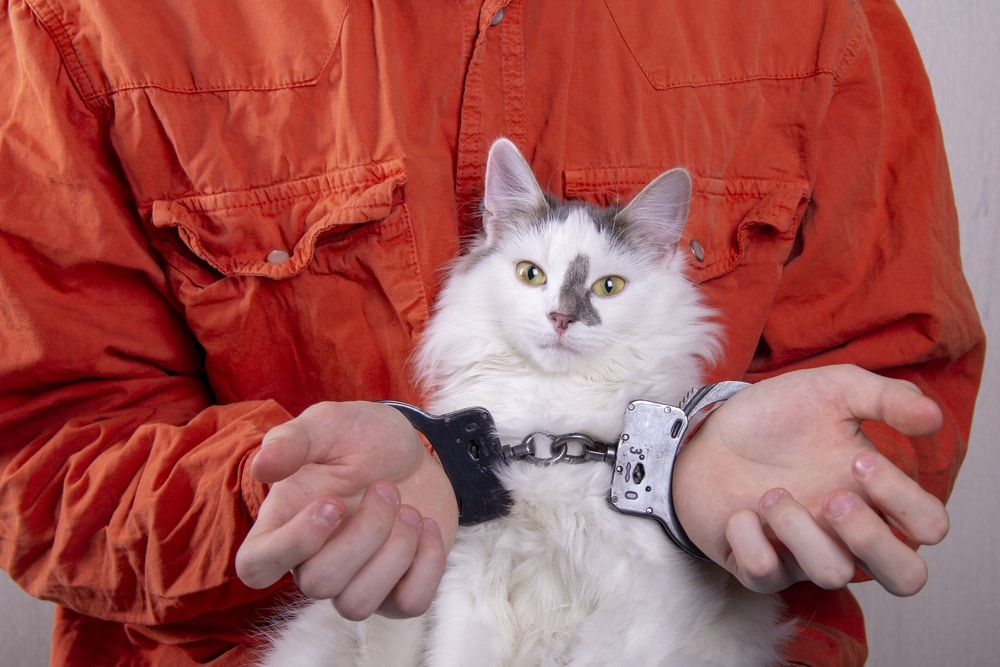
left=516, top=261, right=547, bottom=286
left=592, top=275, right=626, bottom=296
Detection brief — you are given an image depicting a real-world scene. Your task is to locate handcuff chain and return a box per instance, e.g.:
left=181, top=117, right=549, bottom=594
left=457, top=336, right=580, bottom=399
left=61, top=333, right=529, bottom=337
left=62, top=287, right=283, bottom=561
left=504, top=431, right=617, bottom=466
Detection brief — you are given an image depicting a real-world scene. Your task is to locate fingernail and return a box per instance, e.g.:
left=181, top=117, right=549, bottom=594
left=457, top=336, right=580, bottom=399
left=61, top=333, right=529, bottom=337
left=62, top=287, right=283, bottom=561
left=827, top=492, right=854, bottom=519
left=854, top=453, right=877, bottom=481
left=316, top=501, right=343, bottom=527
left=399, top=506, right=421, bottom=527
left=421, top=518, right=441, bottom=536
left=374, top=481, right=400, bottom=507
left=760, top=488, right=786, bottom=510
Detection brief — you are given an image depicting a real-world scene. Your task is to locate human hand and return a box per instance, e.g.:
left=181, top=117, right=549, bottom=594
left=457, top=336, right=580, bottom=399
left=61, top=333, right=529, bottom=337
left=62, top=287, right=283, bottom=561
left=235, top=401, right=458, bottom=620
left=673, top=365, right=948, bottom=596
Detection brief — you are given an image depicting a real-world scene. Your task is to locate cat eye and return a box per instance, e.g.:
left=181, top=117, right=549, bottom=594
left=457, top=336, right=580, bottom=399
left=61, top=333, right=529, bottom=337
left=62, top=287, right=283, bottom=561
left=592, top=275, right=626, bottom=296
left=516, top=261, right=547, bottom=286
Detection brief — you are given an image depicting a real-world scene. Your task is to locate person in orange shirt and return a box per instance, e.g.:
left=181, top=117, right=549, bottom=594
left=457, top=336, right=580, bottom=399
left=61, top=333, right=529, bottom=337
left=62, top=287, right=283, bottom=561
left=0, top=1, right=984, bottom=665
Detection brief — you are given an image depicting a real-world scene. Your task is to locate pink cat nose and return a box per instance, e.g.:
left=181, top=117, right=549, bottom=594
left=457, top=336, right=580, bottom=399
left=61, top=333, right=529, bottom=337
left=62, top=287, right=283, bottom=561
left=548, top=312, right=575, bottom=332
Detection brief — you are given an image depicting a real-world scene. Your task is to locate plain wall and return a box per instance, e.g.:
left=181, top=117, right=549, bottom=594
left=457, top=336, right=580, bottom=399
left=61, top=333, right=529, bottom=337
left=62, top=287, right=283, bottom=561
left=1, top=0, right=997, bottom=665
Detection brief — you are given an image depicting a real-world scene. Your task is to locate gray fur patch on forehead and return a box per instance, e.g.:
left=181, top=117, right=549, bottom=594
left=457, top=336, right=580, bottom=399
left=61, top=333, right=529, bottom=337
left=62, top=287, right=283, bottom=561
left=546, top=198, right=650, bottom=256
left=500, top=195, right=618, bottom=235
left=559, top=254, right=601, bottom=326
left=464, top=193, right=641, bottom=269
left=583, top=202, right=649, bottom=253
left=462, top=194, right=555, bottom=265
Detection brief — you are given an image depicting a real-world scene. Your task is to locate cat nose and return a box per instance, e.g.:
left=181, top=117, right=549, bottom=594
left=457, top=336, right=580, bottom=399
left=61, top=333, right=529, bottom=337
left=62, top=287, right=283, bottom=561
left=548, top=312, right=575, bottom=332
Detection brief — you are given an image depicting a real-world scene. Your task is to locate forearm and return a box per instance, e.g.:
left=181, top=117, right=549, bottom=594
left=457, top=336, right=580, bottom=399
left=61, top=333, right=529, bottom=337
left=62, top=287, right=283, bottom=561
left=0, top=388, right=289, bottom=624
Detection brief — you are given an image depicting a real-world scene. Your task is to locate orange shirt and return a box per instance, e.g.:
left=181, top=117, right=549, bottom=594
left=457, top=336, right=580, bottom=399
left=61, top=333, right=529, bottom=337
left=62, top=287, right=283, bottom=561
left=0, top=1, right=984, bottom=665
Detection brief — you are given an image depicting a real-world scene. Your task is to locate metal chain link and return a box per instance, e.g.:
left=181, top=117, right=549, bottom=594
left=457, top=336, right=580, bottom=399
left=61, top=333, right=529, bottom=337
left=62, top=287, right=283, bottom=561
left=503, top=431, right=616, bottom=466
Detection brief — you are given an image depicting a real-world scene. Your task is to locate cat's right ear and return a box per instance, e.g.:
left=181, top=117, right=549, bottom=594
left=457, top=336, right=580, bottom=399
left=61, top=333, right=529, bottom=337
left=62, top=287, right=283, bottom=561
left=483, top=138, right=547, bottom=243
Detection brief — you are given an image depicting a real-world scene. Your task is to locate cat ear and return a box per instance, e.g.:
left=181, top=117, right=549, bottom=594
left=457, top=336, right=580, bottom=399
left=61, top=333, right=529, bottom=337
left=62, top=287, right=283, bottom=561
left=483, top=138, right=548, bottom=242
left=616, top=168, right=692, bottom=253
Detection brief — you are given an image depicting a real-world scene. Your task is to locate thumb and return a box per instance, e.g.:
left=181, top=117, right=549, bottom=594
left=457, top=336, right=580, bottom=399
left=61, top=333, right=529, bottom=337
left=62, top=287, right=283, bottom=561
left=839, top=367, right=943, bottom=437
left=251, top=419, right=314, bottom=484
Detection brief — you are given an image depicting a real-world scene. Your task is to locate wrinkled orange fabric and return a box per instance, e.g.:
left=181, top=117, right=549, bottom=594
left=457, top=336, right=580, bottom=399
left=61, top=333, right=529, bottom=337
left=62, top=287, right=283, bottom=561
left=0, top=1, right=984, bottom=665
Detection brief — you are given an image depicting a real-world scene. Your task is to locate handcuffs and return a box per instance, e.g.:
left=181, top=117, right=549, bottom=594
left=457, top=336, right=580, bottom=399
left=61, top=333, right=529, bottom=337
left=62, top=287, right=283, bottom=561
left=382, top=381, right=748, bottom=561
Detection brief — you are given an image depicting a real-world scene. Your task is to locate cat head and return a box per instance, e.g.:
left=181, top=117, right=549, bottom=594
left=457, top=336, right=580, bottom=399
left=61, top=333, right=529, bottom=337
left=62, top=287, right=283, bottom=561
left=482, top=138, right=691, bottom=263
left=442, top=138, right=708, bottom=378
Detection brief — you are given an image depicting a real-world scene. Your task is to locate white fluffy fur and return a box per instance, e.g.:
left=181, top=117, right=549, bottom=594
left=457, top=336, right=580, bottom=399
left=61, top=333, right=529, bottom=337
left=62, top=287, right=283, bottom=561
left=259, top=140, right=788, bottom=666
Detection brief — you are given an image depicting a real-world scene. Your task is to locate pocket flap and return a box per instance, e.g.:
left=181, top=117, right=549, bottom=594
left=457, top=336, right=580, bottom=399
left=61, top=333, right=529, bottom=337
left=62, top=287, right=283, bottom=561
left=686, top=176, right=809, bottom=281
left=564, top=167, right=809, bottom=282
left=151, top=158, right=407, bottom=279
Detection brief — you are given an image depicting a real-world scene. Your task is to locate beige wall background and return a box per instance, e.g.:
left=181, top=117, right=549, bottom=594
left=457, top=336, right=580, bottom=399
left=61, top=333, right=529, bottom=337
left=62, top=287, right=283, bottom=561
left=1, top=1, right=997, bottom=664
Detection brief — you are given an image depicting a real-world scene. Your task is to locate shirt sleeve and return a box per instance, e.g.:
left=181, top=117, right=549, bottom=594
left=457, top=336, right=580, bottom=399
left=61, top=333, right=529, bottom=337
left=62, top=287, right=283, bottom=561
left=752, top=6, right=985, bottom=663
left=0, top=5, right=284, bottom=628
left=748, top=0, right=985, bottom=505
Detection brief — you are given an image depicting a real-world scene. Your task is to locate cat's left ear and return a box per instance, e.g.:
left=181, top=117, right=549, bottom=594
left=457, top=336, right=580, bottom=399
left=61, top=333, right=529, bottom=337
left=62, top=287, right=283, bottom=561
left=616, top=168, right=692, bottom=254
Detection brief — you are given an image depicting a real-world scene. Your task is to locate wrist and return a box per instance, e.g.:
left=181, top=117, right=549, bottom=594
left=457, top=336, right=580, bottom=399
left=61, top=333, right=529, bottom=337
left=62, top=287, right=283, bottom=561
left=669, top=381, right=751, bottom=562
left=671, top=432, right=709, bottom=557
left=406, top=444, right=460, bottom=549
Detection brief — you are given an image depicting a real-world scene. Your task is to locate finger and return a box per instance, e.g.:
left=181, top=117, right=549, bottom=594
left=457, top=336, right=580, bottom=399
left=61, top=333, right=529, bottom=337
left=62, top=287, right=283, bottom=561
left=758, top=488, right=855, bottom=590
left=837, top=367, right=943, bottom=437
left=852, top=452, right=950, bottom=546
left=253, top=402, right=427, bottom=486
left=379, top=518, right=448, bottom=618
left=236, top=497, right=345, bottom=589
left=824, top=489, right=929, bottom=596
left=293, top=481, right=400, bottom=600
left=251, top=420, right=314, bottom=484
left=333, top=505, right=425, bottom=621
left=725, top=510, right=792, bottom=594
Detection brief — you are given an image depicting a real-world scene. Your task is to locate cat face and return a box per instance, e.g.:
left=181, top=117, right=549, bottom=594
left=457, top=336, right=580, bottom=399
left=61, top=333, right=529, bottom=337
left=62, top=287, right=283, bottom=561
left=483, top=209, right=665, bottom=373
left=468, top=139, right=695, bottom=375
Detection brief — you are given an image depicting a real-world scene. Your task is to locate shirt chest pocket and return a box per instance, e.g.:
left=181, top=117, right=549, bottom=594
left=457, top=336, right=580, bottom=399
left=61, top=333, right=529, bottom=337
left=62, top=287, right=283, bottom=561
left=563, top=167, right=810, bottom=282
left=603, top=0, right=846, bottom=90
left=148, top=158, right=429, bottom=409
left=73, top=0, right=350, bottom=93
left=151, top=160, right=409, bottom=281
left=683, top=176, right=810, bottom=283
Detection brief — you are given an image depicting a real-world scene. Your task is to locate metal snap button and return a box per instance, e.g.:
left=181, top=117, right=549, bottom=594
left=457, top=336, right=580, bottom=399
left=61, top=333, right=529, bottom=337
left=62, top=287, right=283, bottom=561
left=489, top=6, right=504, bottom=25
left=689, top=240, right=705, bottom=262
left=266, top=249, right=291, bottom=264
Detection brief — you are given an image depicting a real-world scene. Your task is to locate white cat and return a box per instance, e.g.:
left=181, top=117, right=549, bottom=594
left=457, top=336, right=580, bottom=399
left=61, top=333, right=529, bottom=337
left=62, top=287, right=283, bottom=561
left=260, top=139, right=788, bottom=666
